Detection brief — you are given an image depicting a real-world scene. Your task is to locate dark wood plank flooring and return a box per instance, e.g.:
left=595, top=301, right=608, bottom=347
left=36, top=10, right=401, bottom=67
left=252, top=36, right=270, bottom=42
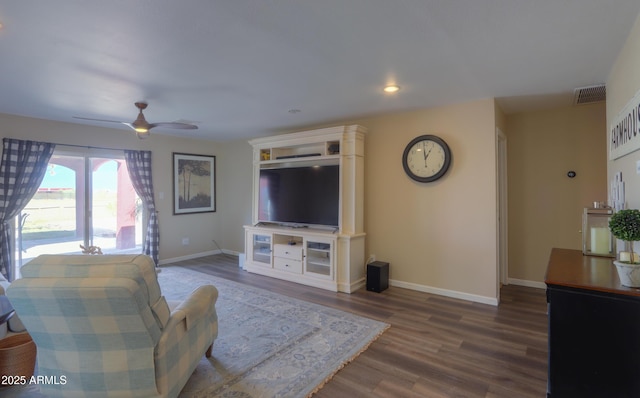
left=170, top=254, right=548, bottom=398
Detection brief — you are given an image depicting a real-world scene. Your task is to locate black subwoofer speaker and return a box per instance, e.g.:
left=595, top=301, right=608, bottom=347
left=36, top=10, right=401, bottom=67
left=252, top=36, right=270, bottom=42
left=366, top=261, right=389, bottom=293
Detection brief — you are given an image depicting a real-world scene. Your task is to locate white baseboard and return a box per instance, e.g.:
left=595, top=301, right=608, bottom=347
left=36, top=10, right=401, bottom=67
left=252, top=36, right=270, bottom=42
left=159, top=251, right=532, bottom=305
left=338, top=277, right=366, bottom=294
left=507, top=278, right=546, bottom=289
left=390, top=279, right=499, bottom=306
left=158, top=250, right=239, bottom=266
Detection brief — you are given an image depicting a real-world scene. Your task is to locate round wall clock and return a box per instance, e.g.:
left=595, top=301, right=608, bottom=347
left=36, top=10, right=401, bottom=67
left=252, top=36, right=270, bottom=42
left=402, top=134, right=452, bottom=183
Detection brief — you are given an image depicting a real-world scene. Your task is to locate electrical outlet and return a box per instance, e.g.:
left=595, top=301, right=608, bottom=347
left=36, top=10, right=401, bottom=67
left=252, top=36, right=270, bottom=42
left=182, top=237, right=189, bottom=245
left=370, top=254, right=376, bottom=263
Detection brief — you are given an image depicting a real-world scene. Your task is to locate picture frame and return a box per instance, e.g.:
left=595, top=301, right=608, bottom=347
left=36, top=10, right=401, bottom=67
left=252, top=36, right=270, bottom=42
left=173, top=152, right=216, bottom=214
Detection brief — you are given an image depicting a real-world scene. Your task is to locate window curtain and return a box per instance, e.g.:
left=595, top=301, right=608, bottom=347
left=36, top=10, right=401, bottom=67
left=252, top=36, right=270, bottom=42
left=0, top=139, right=55, bottom=280
left=124, top=150, right=159, bottom=265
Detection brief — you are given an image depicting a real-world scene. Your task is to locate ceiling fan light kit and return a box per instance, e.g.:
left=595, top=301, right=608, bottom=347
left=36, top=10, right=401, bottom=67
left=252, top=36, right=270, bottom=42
left=384, top=85, right=400, bottom=93
left=74, top=101, right=198, bottom=139
left=132, top=103, right=151, bottom=133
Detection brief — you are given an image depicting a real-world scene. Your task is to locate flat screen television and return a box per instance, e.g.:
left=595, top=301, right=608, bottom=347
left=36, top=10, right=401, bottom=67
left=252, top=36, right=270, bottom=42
left=258, top=165, right=339, bottom=227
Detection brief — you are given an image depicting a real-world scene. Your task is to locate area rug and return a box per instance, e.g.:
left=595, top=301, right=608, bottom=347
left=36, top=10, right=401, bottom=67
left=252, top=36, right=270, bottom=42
left=2, top=266, right=388, bottom=397
left=158, top=266, right=389, bottom=397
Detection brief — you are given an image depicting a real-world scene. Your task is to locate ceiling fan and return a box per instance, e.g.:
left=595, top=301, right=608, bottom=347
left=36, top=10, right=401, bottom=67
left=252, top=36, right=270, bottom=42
left=74, top=102, right=198, bottom=139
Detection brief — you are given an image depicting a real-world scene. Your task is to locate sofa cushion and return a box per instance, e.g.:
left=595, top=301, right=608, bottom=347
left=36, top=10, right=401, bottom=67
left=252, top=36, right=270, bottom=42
left=20, top=254, right=170, bottom=329
left=8, top=277, right=161, bottom=396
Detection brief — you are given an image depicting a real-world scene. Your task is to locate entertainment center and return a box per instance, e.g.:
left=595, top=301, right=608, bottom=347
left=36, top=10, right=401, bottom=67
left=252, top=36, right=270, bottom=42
left=244, top=125, right=366, bottom=293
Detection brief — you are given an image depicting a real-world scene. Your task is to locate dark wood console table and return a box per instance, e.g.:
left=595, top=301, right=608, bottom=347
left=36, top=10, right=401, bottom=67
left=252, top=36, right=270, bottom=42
left=545, top=248, right=640, bottom=397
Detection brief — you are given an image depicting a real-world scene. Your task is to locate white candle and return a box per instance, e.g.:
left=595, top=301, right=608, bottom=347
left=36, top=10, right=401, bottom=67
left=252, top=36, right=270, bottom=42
left=590, top=227, right=610, bottom=255
left=619, top=252, right=639, bottom=262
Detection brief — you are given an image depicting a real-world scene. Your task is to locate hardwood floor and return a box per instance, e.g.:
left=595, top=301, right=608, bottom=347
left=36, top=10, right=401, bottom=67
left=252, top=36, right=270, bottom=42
left=172, top=254, right=548, bottom=398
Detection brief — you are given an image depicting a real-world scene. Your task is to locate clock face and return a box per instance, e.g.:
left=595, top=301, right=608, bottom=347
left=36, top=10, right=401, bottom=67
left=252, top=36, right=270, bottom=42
left=402, top=135, right=451, bottom=182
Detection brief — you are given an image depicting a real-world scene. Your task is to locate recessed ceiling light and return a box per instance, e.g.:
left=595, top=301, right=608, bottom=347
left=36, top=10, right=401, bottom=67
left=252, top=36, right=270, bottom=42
left=383, top=85, right=400, bottom=93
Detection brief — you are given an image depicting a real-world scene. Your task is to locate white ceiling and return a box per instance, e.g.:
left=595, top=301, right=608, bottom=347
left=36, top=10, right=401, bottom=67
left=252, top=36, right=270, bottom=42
left=0, top=1, right=638, bottom=141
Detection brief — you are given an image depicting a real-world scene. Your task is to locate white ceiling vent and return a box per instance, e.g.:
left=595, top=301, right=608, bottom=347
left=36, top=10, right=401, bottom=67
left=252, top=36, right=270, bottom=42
left=573, top=84, right=606, bottom=105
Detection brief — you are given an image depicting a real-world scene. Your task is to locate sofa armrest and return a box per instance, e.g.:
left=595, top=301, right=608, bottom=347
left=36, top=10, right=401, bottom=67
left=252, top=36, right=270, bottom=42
left=154, top=284, right=218, bottom=397
left=170, top=285, right=218, bottom=330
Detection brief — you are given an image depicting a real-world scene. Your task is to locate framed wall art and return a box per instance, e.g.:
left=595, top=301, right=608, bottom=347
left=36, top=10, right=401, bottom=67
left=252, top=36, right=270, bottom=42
left=173, top=152, right=216, bottom=214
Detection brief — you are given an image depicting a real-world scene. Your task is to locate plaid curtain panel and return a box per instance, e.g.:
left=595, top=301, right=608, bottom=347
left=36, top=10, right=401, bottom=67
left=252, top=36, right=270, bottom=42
left=124, top=150, right=160, bottom=265
left=0, top=138, right=55, bottom=280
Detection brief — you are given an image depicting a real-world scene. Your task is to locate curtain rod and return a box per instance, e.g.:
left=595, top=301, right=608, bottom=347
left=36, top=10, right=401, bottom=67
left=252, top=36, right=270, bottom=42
left=7, top=138, right=146, bottom=153
left=55, top=143, right=134, bottom=152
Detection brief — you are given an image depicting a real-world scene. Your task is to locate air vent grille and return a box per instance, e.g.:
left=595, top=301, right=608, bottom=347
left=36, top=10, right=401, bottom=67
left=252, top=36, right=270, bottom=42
left=573, top=84, right=606, bottom=105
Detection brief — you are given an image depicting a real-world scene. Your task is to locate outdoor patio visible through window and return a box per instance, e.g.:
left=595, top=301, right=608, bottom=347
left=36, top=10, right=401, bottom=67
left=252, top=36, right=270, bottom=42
left=14, top=151, right=143, bottom=275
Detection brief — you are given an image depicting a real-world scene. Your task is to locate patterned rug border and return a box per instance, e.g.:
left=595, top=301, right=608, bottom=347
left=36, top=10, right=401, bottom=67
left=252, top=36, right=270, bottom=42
left=305, top=322, right=389, bottom=397
left=160, top=265, right=390, bottom=397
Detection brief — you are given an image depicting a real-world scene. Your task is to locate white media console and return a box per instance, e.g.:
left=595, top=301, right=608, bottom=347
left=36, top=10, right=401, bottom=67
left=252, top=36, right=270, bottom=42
left=244, top=125, right=366, bottom=293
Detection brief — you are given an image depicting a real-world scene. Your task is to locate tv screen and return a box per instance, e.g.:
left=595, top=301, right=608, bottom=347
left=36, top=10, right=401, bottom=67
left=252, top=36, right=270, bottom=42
left=258, top=165, right=339, bottom=227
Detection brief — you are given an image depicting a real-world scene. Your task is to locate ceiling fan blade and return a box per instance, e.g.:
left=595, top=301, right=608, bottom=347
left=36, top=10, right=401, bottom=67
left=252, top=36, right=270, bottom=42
left=149, top=122, right=198, bottom=130
left=122, top=123, right=137, bottom=131
left=74, top=103, right=197, bottom=138
left=73, top=116, right=126, bottom=124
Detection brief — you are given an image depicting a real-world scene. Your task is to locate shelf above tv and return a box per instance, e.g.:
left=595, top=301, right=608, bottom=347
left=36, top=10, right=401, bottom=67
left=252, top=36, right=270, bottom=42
left=253, top=131, right=343, bottom=165
left=259, top=155, right=339, bottom=169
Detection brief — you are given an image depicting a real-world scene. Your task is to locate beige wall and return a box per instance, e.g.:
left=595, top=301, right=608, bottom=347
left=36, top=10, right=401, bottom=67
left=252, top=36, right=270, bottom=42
left=506, top=103, right=607, bottom=283
left=342, top=99, right=499, bottom=302
left=222, top=99, right=501, bottom=302
left=364, top=100, right=498, bottom=301
left=607, top=13, right=640, bottom=232
left=1, top=98, right=501, bottom=301
left=1, top=96, right=612, bottom=299
left=0, top=112, right=237, bottom=262
left=215, top=139, right=253, bottom=253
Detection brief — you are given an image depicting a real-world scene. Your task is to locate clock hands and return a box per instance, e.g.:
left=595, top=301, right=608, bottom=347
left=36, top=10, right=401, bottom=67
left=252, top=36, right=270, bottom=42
left=423, top=142, right=427, bottom=166
left=423, top=141, right=433, bottom=167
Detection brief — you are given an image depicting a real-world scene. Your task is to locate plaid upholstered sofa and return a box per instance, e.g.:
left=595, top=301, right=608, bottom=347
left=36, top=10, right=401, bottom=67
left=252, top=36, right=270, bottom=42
left=7, top=254, right=218, bottom=398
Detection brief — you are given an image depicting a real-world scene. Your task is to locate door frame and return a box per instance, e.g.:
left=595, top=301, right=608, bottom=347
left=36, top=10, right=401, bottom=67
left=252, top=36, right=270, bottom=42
left=496, top=128, right=509, bottom=293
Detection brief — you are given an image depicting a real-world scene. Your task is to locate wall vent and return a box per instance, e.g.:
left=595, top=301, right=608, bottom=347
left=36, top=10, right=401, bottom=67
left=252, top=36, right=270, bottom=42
left=573, top=84, right=606, bottom=105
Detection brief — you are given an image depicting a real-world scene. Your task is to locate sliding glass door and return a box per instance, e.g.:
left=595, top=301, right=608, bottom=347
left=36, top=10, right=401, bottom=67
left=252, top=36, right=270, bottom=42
left=14, top=149, right=142, bottom=273
left=89, top=157, right=141, bottom=253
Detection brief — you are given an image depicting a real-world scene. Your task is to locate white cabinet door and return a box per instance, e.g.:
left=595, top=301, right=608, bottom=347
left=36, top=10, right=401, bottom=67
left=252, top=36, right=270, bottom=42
left=249, top=232, right=272, bottom=266
left=304, top=239, right=333, bottom=279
